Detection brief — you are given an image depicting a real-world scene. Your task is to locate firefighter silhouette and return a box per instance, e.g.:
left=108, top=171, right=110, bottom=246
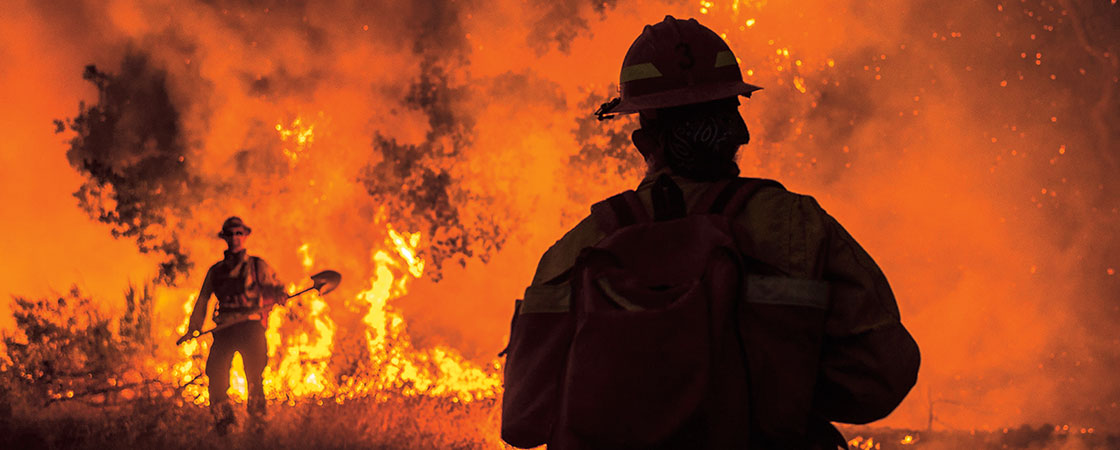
left=181, top=216, right=286, bottom=434
left=501, top=16, right=920, bottom=449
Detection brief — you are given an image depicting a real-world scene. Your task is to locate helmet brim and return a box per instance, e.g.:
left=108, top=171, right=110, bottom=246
left=217, top=226, right=252, bottom=239
left=603, top=81, right=762, bottom=116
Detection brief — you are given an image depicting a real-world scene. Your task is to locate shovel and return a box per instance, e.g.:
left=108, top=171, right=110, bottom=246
left=176, top=270, right=341, bottom=345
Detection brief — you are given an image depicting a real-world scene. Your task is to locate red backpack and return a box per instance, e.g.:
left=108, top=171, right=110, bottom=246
left=503, top=175, right=784, bottom=449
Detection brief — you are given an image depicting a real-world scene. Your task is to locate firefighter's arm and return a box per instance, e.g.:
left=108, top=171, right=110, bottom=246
left=812, top=211, right=920, bottom=424
left=184, top=267, right=215, bottom=336
left=502, top=254, right=573, bottom=448
left=255, top=258, right=287, bottom=305
left=502, top=216, right=602, bottom=448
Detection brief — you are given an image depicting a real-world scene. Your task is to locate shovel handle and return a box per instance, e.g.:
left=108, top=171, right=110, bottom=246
left=176, top=286, right=322, bottom=345
left=287, top=286, right=315, bottom=299
left=176, top=314, right=261, bottom=345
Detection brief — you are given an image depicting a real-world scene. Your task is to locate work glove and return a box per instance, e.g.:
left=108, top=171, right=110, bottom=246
left=260, top=285, right=288, bottom=307
left=177, top=327, right=200, bottom=345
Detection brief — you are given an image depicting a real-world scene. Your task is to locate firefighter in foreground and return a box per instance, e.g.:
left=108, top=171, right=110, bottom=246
left=501, top=16, right=920, bottom=449
left=179, top=217, right=286, bottom=434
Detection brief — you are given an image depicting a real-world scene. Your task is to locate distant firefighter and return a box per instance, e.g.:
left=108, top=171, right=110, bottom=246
left=178, top=216, right=287, bottom=434
left=501, top=16, right=919, bottom=449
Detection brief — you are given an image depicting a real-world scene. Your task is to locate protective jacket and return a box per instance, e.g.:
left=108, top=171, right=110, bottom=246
left=187, top=250, right=284, bottom=331
left=502, top=170, right=920, bottom=449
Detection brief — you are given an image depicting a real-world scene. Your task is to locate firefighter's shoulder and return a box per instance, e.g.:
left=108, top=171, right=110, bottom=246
left=734, top=183, right=832, bottom=277
left=248, top=254, right=272, bottom=267
left=529, top=215, right=605, bottom=287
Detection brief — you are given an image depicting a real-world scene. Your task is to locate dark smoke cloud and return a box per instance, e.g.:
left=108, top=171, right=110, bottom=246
left=358, top=0, right=505, bottom=279
left=409, top=0, right=472, bottom=55
left=526, top=0, right=621, bottom=52
left=363, top=96, right=501, bottom=279
left=55, top=0, right=515, bottom=282
left=565, top=87, right=644, bottom=209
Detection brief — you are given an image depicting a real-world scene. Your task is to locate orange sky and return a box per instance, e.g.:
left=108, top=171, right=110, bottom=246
left=0, top=6, right=152, bottom=327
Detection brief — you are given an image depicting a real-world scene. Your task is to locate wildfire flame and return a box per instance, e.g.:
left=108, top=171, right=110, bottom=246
left=171, top=221, right=498, bottom=405
left=163, top=113, right=500, bottom=406
left=277, top=116, right=317, bottom=166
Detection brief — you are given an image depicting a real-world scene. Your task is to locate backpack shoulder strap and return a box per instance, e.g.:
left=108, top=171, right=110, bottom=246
left=650, top=174, right=687, bottom=221
left=251, top=256, right=263, bottom=306
left=691, top=179, right=734, bottom=215
left=251, top=256, right=262, bottom=283
left=591, top=189, right=650, bottom=235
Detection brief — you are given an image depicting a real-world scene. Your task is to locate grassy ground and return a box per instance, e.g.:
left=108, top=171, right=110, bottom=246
left=1, top=395, right=504, bottom=449
left=2, top=396, right=1115, bottom=449
left=838, top=424, right=1118, bottom=450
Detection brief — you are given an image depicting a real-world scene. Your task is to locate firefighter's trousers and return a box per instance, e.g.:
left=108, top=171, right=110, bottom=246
left=206, top=320, right=268, bottom=418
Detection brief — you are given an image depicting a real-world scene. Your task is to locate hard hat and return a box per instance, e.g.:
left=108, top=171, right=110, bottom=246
left=595, top=15, right=761, bottom=120
left=218, top=216, right=252, bottom=238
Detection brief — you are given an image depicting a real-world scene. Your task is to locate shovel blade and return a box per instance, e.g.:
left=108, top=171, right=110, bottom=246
left=310, top=270, right=341, bottom=296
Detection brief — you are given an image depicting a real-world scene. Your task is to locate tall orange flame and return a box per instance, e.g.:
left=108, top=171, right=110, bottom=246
left=171, top=219, right=498, bottom=405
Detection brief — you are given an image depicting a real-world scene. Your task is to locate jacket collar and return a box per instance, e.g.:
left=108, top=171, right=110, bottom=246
left=636, top=167, right=675, bottom=190
left=223, top=249, right=248, bottom=265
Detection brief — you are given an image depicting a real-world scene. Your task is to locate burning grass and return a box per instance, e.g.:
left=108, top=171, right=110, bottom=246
left=838, top=425, right=1119, bottom=450
left=0, top=284, right=503, bottom=449
left=0, top=394, right=502, bottom=449
left=3, top=398, right=1116, bottom=449
left=0, top=285, right=1115, bottom=449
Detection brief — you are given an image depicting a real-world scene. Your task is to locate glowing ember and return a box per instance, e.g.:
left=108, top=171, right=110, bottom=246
left=848, top=436, right=880, bottom=450
left=276, top=116, right=317, bottom=166
left=793, top=76, right=808, bottom=93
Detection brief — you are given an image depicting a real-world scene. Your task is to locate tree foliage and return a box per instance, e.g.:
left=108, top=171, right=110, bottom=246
left=57, top=52, right=198, bottom=284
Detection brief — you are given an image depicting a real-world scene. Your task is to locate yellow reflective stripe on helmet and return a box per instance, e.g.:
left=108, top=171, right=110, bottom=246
left=620, top=63, right=663, bottom=83
left=714, top=50, right=737, bottom=68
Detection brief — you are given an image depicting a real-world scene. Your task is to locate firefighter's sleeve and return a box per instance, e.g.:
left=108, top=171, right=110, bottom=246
left=255, top=258, right=287, bottom=305
left=187, top=266, right=215, bottom=332
left=502, top=216, right=602, bottom=448
left=811, top=204, right=920, bottom=424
